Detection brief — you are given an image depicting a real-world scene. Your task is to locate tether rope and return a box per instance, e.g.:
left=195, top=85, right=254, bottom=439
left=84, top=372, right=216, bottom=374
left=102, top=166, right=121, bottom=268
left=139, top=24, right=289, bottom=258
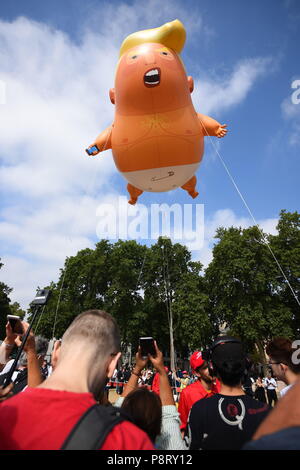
left=199, top=117, right=300, bottom=309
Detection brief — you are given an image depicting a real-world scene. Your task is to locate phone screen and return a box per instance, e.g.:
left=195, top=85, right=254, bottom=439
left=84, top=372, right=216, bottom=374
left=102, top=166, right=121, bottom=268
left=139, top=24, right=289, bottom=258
left=86, top=145, right=99, bottom=155
left=139, top=337, right=156, bottom=358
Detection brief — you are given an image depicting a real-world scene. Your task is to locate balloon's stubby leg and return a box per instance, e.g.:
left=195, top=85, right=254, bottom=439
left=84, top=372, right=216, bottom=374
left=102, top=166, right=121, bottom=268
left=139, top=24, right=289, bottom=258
left=181, top=176, right=199, bottom=199
left=127, top=184, right=143, bottom=205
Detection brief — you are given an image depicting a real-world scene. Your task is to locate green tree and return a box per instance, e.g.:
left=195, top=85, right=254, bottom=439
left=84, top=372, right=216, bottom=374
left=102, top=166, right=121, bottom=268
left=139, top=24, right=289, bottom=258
left=269, top=210, right=300, bottom=335
left=204, top=225, right=294, bottom=357
left=173, top=269, right=213, bottom=351
left=9, top=302, right=26, bottom=319
left=32, top=240, right=148, bottom=344
left=103, top=240, right=147, bottom=351
left=33, top=238, right=216, bottom=362
left=141, top=237, right=213, bottom=364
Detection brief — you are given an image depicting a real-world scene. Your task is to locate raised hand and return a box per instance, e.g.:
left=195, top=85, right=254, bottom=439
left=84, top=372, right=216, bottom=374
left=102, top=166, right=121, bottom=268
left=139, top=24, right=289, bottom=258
left=134, top=347, right=149, bottom=373
left=149, top=341, right=165, bottom=374
left=14, top=321, right=35, bottom=353
left=5, top=321, right=18, bottom=346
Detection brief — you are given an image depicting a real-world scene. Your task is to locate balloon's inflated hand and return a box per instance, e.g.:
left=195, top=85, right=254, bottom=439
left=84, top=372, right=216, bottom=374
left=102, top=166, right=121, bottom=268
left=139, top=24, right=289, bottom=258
left=215, top=124, right=228, bottom=138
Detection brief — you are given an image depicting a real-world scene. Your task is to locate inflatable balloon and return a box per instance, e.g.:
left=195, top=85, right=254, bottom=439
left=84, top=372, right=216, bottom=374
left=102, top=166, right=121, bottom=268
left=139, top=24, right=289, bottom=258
left=86, top=19, right=227, bottom=204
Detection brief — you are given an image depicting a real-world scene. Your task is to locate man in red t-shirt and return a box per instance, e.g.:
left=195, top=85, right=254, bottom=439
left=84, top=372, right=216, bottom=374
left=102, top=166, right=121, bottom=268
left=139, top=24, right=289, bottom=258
left=152, top=366, right=169, bottom=395
left=0, top=310, right=154, bottom=450
left=178, top=351, right=220, bottom=432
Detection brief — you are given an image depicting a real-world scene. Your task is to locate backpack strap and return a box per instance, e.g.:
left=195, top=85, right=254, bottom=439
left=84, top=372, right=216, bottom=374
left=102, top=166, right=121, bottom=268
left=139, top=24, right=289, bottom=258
left=61, top=404, right=130, bottom=450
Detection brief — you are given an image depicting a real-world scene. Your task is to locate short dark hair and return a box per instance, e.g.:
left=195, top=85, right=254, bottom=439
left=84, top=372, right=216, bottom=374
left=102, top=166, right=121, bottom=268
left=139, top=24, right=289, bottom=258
left=212, top=339, right=246, bottom=387
left=121, top=388, right=162, bottom=442
left=266, top=337, right=300, bottom=374
left=213, top=361, right=245, bottom=387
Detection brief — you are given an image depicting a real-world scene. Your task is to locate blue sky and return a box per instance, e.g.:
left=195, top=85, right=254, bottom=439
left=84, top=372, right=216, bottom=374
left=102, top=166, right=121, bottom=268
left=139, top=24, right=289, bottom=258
left=0, top=0, right=299, bottom=308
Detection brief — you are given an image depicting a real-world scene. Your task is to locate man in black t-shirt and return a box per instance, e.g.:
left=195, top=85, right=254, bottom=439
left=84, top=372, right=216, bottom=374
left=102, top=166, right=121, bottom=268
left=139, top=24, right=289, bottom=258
left=186, top=336, right=270, bottom=450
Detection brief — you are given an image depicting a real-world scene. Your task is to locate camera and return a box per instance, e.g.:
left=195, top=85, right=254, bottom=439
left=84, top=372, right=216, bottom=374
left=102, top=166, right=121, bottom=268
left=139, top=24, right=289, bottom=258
left=31, top=289, right=51, bottom=306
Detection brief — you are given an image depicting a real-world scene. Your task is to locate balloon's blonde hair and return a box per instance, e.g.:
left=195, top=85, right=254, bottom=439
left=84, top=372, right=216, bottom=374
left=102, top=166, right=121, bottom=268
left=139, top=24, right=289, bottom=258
left=119, top=19, right=186, bottom=58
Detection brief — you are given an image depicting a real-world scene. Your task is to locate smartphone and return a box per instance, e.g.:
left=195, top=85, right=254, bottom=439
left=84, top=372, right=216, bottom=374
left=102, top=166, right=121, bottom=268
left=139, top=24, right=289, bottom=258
left=139, top=337, right=156, bottom=358
left=85, top=145, right=99, bottom=156
left=7, top=315, right=24, bottom=335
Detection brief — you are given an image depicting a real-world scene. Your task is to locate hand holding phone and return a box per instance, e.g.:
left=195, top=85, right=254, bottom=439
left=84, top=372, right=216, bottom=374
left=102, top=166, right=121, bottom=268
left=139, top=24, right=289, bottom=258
left=7, top=315, right=24, bottom=335
left=14, top=321, right=35, bottom=353
left=147, top=341, right=165, bottom=374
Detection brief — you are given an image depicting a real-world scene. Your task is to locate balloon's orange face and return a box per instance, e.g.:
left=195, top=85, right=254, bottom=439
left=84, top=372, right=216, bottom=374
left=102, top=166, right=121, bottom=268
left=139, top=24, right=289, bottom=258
left=113, top=43, right=193, bottom=115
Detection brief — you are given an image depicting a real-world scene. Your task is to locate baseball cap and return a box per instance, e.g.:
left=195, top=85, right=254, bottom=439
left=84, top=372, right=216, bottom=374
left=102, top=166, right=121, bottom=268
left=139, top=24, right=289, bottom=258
left=211, top=337, right=246, bottom=368
left=190, top=351, right=205, bottom=372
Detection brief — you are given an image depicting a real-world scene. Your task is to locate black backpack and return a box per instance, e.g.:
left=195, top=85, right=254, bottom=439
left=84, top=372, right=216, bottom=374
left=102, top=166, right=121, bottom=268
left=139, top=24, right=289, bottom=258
left=61, top=404, right=132, bottom=450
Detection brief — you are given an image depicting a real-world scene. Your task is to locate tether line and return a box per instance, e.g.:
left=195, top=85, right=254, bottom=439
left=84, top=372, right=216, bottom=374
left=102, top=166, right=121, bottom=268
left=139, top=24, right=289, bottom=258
left=199, top=117, right=300, bottom=309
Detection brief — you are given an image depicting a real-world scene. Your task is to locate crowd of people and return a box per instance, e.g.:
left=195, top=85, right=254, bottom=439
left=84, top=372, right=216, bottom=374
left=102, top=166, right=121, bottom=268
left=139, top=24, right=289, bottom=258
left=0, top=310, right=299, bottom=450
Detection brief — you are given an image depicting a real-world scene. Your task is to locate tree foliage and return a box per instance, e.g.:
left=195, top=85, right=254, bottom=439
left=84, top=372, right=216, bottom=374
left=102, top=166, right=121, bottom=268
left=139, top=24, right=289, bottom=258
left=23, top=210, right=300, bottom=363
left=269, top=210, right=300, bottom=335
left=9, top=302, right=26, bottom=319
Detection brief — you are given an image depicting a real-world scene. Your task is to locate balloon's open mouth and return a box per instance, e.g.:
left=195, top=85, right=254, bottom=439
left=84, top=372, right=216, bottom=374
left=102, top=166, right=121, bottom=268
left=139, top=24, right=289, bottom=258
left=144, top=68, right=160, bottom=87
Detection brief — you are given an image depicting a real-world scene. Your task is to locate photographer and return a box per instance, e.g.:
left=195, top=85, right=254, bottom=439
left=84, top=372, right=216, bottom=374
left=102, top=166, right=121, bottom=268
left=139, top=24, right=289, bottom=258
left=0, top=322, right=15, bottom=401
left=0, top=310, right=154, bottom=450
left=0, top=322, right=47, bottom=395
left=0, top=321, right=18, bottom=371
left=115, top=341, right=187, bottom=450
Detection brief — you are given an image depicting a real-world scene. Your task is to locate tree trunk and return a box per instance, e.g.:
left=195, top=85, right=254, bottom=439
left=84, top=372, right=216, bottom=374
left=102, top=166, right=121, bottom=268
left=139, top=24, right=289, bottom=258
left=256, top=340, right=268, bottom=377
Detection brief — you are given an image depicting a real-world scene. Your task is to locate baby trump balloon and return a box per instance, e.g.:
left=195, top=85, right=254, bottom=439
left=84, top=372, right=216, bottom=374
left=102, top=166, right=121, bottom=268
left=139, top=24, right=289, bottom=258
left=86, top=19, right=227, bottom=204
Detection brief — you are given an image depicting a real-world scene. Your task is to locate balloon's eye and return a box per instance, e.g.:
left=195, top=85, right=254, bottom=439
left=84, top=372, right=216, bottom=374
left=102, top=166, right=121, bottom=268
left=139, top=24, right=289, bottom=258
left=126, top=53, right=140, bottom=64
left=159, top=50, right=173, bottom=60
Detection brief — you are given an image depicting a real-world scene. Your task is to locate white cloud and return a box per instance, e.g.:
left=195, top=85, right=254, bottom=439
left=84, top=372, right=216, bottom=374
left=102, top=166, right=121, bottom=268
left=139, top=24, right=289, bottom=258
left=281, top=79, right=300, bottom=146
left=193, top=57, right=273, bottom=117
left=0, top=4, right=275, bottom=310
left=0, top=17, right=117, bottom=199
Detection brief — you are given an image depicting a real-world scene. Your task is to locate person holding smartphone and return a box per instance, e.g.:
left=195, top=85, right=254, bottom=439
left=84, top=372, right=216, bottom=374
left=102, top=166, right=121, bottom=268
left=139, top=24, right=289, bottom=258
left=0, top=320, right=47, bottom=395
left=114, top=341, right=187, bottom=450
left=0, top=321, right=19, bottom=401
left=0, top=320, right=20, bottom=370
